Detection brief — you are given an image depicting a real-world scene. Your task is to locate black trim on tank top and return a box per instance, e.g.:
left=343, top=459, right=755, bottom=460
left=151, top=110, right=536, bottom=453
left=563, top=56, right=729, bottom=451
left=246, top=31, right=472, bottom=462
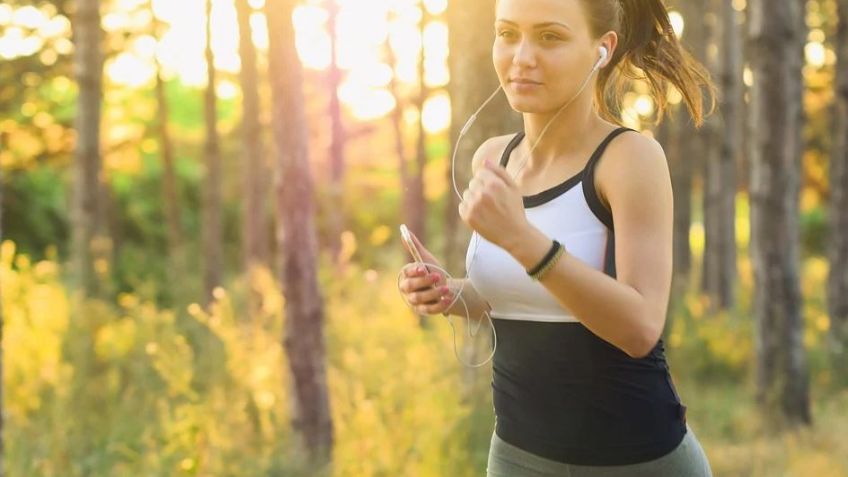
left=499, top=127, right=635, bottom=211
left=603, top=230, right=617, bottom=278
left=582, top=127, right=636, bottom=230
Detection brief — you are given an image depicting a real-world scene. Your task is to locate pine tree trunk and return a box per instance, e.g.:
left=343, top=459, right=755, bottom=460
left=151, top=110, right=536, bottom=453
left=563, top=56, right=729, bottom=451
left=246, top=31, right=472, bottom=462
left=444, top=0, right=521, bottom=275
left=828, top=0, right=848, bottom=379
left=151, top=2, right=185, bottom=304
left=236, top=0, right=270, bottom=315
left=203, top=0, right=223, bottom=306
left=71, top=0, right=104, bottom=297
left=384, top=24, right=411, bottom=245
left=326, top=0, right=346, bottom=263
left=410, top=2, right=429, bottom=243
left=704, top=0, right=741, bottom=309
left=266, top=0, right=334, bottom=467
left=702, top=0, right=721, bottom=301
left=669, top=0, right=707, bottom=283
left=656, top=106, right=684, bottom=340
left=748, top=0, right=811, bottom=426
left=236, top=0, right=269, bottom=265
left=445, top=0, right=522, bottom=398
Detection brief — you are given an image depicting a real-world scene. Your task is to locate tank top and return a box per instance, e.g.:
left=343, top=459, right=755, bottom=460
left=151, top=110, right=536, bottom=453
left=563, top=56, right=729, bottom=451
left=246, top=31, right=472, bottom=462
left=466, top=127, right=688, bottom=466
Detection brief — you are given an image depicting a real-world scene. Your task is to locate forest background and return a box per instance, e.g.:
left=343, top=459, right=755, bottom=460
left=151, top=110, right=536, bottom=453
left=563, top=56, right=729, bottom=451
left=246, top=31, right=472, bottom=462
left=1, top=0, right=848, bottom=475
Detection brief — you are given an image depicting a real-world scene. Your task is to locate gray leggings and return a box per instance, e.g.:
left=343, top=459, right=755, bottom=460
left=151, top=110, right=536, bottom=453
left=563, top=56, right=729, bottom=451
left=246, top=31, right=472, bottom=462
left=487, top=426, right=713, bottom=477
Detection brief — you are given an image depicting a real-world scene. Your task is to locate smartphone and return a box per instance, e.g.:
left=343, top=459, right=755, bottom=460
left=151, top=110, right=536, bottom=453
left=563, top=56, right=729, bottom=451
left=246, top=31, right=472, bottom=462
left=399, top=224, right=426, bottom=265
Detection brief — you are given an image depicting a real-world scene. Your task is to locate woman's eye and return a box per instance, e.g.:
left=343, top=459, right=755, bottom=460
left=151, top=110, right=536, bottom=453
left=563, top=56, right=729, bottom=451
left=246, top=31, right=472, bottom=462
left=541, top=32, right=561, bottom=42
left=497, top=30, right=516, bottom=39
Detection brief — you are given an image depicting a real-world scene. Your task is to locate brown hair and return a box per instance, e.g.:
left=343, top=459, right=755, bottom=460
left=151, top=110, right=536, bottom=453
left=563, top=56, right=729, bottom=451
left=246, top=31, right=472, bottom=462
left=581, top=0, right=716, bottom=126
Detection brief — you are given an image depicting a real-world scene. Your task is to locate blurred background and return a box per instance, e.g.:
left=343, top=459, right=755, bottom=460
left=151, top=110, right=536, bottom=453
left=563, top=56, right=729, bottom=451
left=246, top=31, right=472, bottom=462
left=1, top=0, right=847, bottom=475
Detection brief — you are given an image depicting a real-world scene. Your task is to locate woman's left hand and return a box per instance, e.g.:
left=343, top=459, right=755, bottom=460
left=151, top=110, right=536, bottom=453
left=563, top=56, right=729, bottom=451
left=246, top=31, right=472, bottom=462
left=458, top=159, right=530, bottom=251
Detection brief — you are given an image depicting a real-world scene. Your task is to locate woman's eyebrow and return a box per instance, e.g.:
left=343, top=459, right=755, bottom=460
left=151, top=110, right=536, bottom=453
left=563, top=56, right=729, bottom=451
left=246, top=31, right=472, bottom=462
left=495, top=19, right=572, bottom=31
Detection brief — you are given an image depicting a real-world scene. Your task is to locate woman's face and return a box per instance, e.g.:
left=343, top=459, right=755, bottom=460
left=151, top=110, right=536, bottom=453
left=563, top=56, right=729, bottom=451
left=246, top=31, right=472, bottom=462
left=493, top=0, right=600, bottom=114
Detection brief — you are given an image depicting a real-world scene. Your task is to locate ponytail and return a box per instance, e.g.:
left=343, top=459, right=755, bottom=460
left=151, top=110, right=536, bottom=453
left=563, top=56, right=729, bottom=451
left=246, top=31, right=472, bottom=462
left=586, top=0, right=716, bottom=126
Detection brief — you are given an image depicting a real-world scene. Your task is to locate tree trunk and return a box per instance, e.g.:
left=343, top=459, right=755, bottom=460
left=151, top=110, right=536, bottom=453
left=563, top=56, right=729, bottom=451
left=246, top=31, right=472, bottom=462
left=384, top=24, right=411, bottom=238
left=444, top=0, right=521, bottom=275
left=409, top=2, right=429, bottom=243
left=703, top=0, right=741, bottom=309
left=667, top=1, right=707, bottom=286
left=236, top=0, right=270, bottom=314
left=266, top=0, right=334, bottom=467
left=326, top=0, right=347, bottom=263
left=203, top=0, right=224, bottom=306
left=151, top=2, right=186, bottom=304
left=748, top=0, right=811, bottom=426
left=664, top=108, right=695, bottom=283
left=71, top=0, right=104, bottom=297
left=828, top=0, right=848, bottom=380
left=385, top=5, right=428, bottom=248
left=656, top=105, right=685, bottom=340
left=445, top=0, right=521, bottom=398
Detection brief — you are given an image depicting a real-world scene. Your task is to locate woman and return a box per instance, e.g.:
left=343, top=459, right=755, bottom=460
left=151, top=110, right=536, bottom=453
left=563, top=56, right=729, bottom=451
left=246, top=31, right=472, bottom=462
left=398, top=0, right=715, bottom=475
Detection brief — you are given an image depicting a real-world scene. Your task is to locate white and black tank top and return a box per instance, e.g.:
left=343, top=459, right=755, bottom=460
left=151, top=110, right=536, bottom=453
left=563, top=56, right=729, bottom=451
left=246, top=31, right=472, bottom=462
left=467, top=127, right=688, bottom=466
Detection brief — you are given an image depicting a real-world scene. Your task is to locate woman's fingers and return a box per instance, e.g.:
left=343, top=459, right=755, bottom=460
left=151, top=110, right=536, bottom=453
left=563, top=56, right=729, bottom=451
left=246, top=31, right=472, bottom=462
left=408, top=287, right=444, bottom=306
left=415, top=291, right=454, bottom=314
left=400, top=271, right=442, bottom=292
left=400, top=260, right=452, bottom=315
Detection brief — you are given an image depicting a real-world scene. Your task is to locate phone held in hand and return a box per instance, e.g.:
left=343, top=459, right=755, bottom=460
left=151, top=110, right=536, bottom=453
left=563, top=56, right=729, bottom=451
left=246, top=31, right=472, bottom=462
left=399, top=224, right=426, bottom=265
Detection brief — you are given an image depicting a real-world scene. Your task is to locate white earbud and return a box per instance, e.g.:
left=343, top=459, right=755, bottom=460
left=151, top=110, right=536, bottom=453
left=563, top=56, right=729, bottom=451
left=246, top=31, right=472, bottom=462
left=594, top=46, right=609, bottom=71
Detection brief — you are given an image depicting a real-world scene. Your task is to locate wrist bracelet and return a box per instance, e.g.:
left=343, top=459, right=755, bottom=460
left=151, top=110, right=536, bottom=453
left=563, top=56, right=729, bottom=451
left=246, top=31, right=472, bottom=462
left=530, top=244, right=564, bottom=281
left=527, top=240, right=561, bottom=276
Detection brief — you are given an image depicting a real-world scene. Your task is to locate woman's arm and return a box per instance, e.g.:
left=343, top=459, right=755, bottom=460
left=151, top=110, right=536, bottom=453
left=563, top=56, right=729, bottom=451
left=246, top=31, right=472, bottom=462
left=502, top=134, right=673, bottom=358
left=443, top=278, right=492, bottom=323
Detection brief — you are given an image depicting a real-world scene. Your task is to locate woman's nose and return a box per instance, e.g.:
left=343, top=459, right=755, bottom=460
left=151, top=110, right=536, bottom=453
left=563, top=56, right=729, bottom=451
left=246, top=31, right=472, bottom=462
left=512, top=39, right=537, bottom=68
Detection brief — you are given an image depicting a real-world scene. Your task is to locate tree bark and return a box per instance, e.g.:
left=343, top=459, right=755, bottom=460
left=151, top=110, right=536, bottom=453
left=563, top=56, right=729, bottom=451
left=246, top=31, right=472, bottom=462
left=668, top=0, right=707, bottom=283
left=71, top=0, right=104, bottom=297
left=266, top=0, right=334, bottom=467
left=444, top=0, right=521, bottom=275
left=151, top=2, right=186, bottom=304
left=828, top=0, right=848, bottom=379
left=236, top=0, right=269, bottom=266
left=203, top=0, right=224, bottom=306
left=409, top=2, right=429, bottom=243
left=703, top=0, right=741, bottom=309
left=386, top=38, right=411, bottom=241
left=326, top=0, right=347, bottom=263
left=656, top=105, right=685, bottom=340
left=235, top=0, right=270, bottom=314
left=748, top=0, right=811, bottom=426
left=445, top=0, right=522, bottom=397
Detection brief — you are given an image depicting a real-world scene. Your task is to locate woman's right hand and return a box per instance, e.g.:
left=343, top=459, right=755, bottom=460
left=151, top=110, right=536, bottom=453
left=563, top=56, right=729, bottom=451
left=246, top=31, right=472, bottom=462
left=398, top=231, right=455, bottom=315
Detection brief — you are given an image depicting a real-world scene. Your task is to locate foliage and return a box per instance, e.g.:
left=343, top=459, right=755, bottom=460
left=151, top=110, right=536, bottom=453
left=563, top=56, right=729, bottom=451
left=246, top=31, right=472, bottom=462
left=4, top=239, right=847, bottom=476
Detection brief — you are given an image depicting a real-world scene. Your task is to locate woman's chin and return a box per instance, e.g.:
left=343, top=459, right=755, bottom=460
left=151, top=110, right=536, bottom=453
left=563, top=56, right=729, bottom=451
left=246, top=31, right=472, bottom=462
left=506, top=97, right=544, bottom=114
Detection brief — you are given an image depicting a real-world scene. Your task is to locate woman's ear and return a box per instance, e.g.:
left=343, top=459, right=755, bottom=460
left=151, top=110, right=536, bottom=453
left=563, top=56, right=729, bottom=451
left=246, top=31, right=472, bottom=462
left=599, top=31, right=618, bottom=66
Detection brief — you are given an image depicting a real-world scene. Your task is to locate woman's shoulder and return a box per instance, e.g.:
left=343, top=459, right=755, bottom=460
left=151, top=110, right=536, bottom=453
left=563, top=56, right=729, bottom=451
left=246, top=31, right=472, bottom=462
left=595, top=128, right=669, bottom=209
left=471, top=133, right=520, bottom=175
left=600, top=128, right=666, bottom=172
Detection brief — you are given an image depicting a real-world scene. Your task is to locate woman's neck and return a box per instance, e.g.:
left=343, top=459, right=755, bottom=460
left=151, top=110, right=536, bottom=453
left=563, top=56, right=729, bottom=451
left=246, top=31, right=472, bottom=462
left=519, top=95, right=606, bottom=172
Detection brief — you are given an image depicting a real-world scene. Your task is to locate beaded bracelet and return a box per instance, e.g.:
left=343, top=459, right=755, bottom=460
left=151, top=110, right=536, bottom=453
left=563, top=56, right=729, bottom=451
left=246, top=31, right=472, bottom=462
left=531, top=244, right=564, bottom=281
left=526, top=240, right=564, bottom=280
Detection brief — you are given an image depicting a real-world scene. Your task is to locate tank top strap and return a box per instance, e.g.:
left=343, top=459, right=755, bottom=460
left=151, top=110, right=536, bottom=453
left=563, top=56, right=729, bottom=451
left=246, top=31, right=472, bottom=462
left=499, top=127, right=633, bottom=170
left=499, top=132, right=525, bottom=167
left=582, top=127, right=636, bottom=175
left=582, top=126, right=636, bottom=230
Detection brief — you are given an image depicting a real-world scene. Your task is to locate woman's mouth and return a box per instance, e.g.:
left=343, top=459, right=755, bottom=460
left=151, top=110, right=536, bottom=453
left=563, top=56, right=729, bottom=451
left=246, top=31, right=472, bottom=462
left=510, top=78, right=542, bottom=93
